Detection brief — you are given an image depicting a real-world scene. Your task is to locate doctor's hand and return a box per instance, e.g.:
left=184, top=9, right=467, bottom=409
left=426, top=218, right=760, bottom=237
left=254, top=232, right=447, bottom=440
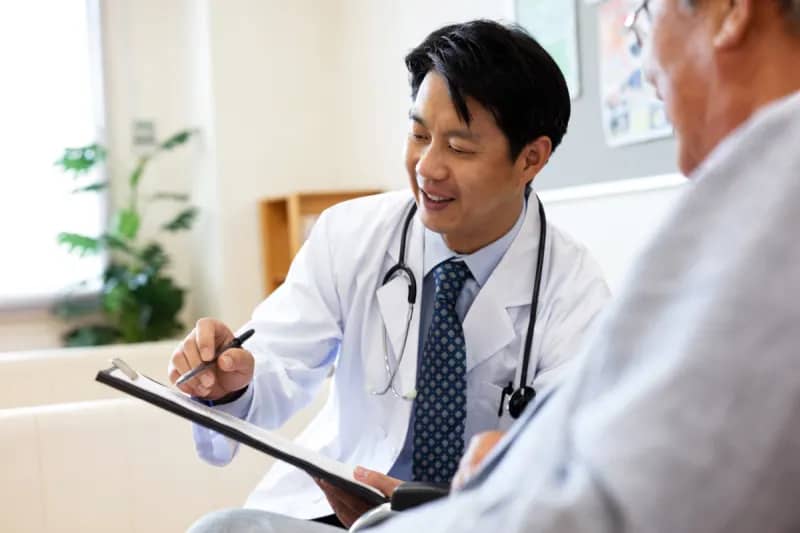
left=168, top=317, right=255, bottom=401
left=315, top=467, right=402, bottom=528
left=451, top=430, right=506, bottom=491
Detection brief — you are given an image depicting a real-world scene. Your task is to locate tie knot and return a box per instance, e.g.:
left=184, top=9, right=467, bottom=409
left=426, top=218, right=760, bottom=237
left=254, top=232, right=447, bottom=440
left=432, top=260, right=470, bottom=303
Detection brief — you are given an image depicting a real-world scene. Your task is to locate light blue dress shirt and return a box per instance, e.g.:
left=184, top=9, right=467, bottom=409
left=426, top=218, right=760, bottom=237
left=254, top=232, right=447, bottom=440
left=387, top=201, right=528, bottom=480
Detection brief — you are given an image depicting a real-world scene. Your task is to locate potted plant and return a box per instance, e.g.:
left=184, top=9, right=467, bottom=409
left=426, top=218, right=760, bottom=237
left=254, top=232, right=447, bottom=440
left=53, top=129, right=197, bottom=346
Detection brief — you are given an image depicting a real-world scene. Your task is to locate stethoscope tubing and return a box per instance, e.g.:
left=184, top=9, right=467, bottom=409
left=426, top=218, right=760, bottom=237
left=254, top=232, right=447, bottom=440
left=373, top=194, right=546, bottom=418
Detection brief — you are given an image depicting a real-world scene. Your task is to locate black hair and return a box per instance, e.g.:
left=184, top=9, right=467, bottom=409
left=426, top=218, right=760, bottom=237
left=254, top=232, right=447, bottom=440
left=405, top=19, right=571, bottom=160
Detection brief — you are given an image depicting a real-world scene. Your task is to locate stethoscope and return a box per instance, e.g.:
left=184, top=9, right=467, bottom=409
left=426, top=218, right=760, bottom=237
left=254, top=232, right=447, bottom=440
left=373, top=194, right=547, bottom=420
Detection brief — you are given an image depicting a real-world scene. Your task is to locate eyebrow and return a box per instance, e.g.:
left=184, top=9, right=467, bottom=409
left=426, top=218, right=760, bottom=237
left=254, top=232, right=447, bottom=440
left=408, top=110, right=479, bottom=142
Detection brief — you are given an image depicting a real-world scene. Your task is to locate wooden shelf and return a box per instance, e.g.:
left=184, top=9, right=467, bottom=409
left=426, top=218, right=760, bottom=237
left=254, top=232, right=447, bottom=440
left=259, top=189, right=382, bottom=295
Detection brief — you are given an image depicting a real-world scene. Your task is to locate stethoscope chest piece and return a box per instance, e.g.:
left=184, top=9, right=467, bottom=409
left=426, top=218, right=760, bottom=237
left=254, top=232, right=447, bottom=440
left=507, top=385, right=536, bottom=419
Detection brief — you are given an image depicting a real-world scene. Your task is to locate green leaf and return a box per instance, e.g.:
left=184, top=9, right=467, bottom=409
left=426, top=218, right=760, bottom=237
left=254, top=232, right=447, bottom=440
left=139, top=243, right=169, bottom=273
left=129, top=157, right=148, bottom=188
left=103, top=280, right=133, bottom=314
left=130, top=275, right=185, bottom=341
left=162, top=207, right=197, bottom=232
left=62, top=325, right=120, bottom=347
left=58, top=232, right=102, bottom=256
left=54, top=144, right=107, bottom=176
left=100, top=233, right=133, bottom=254
left=151, top=191, right=189, bottom=202
left=102, top=263, right=132, bottom=289
left=114, top=209, right=140, bottom=240
left=72, top=181, right=108, bottom=194
left=159, top=129, right=196, bottom=151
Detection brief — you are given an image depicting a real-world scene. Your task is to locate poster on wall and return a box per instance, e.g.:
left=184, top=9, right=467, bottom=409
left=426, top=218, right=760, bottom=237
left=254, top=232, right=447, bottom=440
left=597, top=0, right=672, bottom=146
left=515, top=0, right=581, bottom=100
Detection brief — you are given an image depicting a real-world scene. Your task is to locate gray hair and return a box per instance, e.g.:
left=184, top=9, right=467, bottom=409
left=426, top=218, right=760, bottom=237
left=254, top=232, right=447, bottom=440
left=780, top=0, right=800, bottom=30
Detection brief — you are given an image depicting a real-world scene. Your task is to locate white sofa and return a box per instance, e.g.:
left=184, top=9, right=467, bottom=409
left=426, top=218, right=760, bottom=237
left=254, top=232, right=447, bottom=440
left=0, top=341, right=328, bottom=533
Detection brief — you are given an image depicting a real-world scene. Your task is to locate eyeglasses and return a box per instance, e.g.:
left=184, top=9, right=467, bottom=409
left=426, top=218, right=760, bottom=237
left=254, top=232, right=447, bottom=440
left=624, top=0, right=652, bottom=50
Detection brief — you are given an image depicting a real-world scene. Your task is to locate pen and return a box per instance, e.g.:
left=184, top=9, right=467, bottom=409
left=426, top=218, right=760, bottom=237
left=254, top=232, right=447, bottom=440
left=175, top=328, right=255, bottom=386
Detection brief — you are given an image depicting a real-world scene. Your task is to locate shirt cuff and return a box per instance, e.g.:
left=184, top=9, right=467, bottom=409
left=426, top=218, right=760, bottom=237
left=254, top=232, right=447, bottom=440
left=195, top=385, right=254, bottom=419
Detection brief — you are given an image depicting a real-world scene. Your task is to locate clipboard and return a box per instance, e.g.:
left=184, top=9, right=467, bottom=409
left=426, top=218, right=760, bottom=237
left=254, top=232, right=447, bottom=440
left=95, top=359, right=388, bottom=507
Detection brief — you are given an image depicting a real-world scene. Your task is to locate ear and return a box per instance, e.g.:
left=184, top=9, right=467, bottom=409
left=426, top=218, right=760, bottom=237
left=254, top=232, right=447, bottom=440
left=517, top=136, right=553, bottom=186
left=714, top=0, right=754, bottom=50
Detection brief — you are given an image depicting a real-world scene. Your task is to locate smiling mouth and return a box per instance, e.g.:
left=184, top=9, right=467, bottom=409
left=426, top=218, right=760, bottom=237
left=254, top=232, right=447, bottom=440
left=421, top=188, right=455, bottom=204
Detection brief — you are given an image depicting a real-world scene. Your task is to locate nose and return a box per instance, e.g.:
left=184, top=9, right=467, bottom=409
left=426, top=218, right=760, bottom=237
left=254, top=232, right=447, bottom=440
left=415, top=143, right=448, bottom=183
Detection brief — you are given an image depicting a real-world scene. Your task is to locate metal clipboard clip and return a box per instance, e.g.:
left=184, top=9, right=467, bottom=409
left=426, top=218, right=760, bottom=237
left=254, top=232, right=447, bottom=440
left=111, top=358, right=139, bottom=380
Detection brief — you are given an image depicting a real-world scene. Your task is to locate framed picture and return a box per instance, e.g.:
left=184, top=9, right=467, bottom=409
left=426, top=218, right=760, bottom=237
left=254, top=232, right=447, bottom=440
left=597, top=0, right=672, bottom=146
left=515, top=0, right=582, bottom=100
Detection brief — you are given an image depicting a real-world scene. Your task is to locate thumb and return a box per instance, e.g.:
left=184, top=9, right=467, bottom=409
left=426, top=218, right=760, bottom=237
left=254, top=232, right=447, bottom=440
left=354, top=466, right=402, bottom=497
left=217, top=348, right=254, bottom=374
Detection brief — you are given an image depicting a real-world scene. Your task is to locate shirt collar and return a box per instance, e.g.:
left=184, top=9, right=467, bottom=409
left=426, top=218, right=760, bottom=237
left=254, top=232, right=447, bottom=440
left=423, top=200, right=528, bottom=287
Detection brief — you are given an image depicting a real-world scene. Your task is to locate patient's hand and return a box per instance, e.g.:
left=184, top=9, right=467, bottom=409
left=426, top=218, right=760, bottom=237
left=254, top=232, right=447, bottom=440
left=315, top=467, right=402, bottom=528
left=451, top=430, right=506, bottom=491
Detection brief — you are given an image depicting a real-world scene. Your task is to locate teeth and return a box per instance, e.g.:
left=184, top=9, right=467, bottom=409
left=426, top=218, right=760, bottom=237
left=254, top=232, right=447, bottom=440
left=424, top=190, right=450, bottom=202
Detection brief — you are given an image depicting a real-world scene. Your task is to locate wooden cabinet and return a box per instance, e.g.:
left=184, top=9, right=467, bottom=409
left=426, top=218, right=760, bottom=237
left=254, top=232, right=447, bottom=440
left=259, top=190, right=382, bottom=295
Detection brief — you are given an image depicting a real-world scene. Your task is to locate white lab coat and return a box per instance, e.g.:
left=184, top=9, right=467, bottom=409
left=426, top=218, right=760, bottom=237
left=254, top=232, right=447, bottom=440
left=193, top=190, right=610, bottom=519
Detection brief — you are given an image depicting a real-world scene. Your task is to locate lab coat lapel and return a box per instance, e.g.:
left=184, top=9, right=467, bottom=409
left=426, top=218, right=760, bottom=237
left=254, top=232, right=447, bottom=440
left=375, top=213, right=424, bottom=396
left=462, top=203, right=542, bottom=372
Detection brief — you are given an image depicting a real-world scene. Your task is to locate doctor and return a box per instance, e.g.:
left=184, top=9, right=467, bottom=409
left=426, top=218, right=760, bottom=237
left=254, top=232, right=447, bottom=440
left=173, top=19, right=609, bottom=529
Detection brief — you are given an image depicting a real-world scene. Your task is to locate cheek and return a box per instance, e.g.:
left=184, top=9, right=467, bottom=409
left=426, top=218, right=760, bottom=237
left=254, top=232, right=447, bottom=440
left=404, top=142, right=417, bottom=178
left=456, top=162, right=512, bottom=207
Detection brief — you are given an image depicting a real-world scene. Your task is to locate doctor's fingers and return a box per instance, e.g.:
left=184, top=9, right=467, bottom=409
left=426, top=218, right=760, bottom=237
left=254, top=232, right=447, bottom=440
left=194, top=317, right=235, bottom=362
left=317, top=480, right=367, bottom=528
left=168, top=348, right=212, bottom=397
left=178, top=333, right=216, bottom=389
left=353, top=467, right=402, bottom=497
left=215, top=348, right=255, bottom=374
left=214, top=348, right=255, bottom=393
left=214, top=349, right=255, bottom=392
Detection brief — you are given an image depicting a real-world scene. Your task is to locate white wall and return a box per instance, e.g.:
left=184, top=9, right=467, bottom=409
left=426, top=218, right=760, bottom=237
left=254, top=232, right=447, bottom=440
left=541, top=175, right=686, bottom=291
left=202, top=0, right=352, bottom=325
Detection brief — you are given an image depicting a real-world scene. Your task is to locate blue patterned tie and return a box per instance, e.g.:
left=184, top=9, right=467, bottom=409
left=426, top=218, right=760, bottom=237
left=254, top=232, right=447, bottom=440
left=412, top=259, right=470, bottom=483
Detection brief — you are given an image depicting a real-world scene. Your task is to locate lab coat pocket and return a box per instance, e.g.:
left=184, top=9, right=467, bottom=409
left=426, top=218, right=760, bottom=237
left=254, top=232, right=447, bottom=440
left=465, top=381, right=511, bottom=439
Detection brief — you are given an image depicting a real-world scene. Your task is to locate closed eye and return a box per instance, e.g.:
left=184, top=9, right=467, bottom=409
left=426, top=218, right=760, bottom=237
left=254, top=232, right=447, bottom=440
left=449, top=144, right=474, bottom=155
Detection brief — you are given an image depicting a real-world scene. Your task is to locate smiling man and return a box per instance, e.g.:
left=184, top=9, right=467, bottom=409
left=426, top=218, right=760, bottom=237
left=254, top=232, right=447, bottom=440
left=183, top=20, right=610, bottom=531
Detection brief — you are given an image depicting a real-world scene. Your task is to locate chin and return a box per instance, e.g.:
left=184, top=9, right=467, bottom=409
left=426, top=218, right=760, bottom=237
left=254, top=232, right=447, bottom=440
left=677, top=143, right=704, bottom=178
left=420, top=208, right=462, bottom=237
left=418, top=211, right=445, bottom=234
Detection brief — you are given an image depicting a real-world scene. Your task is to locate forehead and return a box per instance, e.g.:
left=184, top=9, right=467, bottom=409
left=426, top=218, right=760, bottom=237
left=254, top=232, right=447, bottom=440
left=411, top=71, right=497, bottom=132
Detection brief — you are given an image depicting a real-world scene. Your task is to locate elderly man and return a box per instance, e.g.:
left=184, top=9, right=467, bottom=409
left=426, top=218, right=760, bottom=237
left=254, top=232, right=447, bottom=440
left=191, top=1, right=800, bottom=531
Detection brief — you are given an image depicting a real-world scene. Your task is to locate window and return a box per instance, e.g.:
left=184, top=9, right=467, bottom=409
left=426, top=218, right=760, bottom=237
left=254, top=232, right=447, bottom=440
left=0, top=0, right=105, bottom=308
